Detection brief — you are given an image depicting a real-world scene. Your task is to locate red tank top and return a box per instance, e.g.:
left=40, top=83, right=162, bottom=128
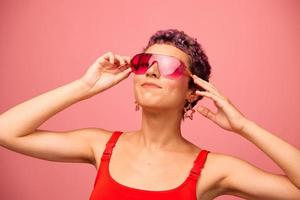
left=89, top=131, right=210, bottom=200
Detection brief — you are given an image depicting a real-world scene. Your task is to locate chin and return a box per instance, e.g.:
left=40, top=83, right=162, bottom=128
left=135, top=88, right=164, bottom=102
left=139, top=99, right=161, bottom=108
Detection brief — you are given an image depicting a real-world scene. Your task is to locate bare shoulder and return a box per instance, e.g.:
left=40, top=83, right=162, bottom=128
left=196, top=151, right=265, bottom=199
left=199, top=151, right=300, bottom=199
left=85, top=127, right=114, bottom=143
left=86, top=128, right=115, bottom=168
left=196, top=151, right=238, bottom=199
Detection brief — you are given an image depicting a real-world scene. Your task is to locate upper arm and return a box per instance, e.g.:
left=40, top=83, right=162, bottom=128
left=217, top=154, right=300, bottom=199
left=0, top=127, right=112, bottom=165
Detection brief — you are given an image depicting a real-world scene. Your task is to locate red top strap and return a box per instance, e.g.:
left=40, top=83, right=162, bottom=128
left=189, top=149, right=210, bottom=179
left=101, top=131, right=123, bottom=161
left=100, top=131, right=210, bottom=180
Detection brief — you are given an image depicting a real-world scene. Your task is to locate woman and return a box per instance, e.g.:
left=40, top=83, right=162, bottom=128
left=0, top=29, right=299, bottom=200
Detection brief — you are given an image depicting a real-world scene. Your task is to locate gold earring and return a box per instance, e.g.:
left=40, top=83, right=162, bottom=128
left=134, top=100, right=140, bottom=111
left=183, top=100, right=195, bottom=120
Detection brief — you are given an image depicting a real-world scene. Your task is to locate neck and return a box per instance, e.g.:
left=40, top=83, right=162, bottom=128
left=136, top=107, right=185, bottom=151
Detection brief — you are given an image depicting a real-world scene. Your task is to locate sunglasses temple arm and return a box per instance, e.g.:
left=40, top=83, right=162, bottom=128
left=185, top=67, right=193, bottom=77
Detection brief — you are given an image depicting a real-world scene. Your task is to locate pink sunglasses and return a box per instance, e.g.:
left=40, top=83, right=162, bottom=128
left=130, top=53, right=192, bottom=79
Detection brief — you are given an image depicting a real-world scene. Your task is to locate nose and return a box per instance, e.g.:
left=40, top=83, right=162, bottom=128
left=145, top=61, right=161, bottom=78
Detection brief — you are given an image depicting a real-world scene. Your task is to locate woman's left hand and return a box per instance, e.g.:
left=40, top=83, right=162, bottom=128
left=191, top=74, right=250, bottom=134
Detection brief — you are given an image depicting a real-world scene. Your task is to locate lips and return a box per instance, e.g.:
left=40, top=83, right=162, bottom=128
left=141, top=82, right=162, bottom=88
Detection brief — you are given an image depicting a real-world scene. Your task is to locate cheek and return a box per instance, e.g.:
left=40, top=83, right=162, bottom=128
left=168, top=77, right=189, bottom=93
left=133, top=74, right=143, bottom=89
left=164, top=79, right=189, bottom=103
left=133, top=75, right=141, bottom=96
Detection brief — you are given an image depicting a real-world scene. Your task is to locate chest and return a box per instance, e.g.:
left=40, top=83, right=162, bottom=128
left=109, top=147, right=194, bottom=191
left=93, top=141, right=222, bottom=199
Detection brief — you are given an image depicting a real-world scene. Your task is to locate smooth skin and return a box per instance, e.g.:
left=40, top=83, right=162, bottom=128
left=0, top=44, right=300, bottom=199
left=191, top=73, right=300, bottom=199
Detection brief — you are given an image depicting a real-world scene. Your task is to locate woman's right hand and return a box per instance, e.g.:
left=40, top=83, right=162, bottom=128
left=78, top=52, right=133, bottom=97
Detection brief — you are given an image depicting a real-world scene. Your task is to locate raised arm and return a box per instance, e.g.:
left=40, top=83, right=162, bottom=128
left=218, top=146, right=300, bottom=200
left=0, top=52, right=132, bottom=165
left=190, top=74, right=300, bottom=199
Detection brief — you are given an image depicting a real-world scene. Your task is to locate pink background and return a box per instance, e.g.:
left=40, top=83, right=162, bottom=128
left=0, top=0, right=299, bottom=199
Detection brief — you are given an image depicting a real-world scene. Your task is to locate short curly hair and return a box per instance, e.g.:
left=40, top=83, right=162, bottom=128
left=142, top=28, right=212, bottom=121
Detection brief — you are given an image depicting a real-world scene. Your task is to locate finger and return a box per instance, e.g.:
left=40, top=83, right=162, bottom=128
left=98, top=52, right=116, bottom=66
left=118, top=63, right=131, bottom=72
left=192, top=74, right=220, bottom=91
left=115, top=54, right=126, bottom=66
left=114, top=67, right=133, bottom=82
left=102, top=51, right=113, bottom=62
left=192, top=75, right=225, bottom=99
left=192, top=74, right=218, bottom=92
left=123, top=56, right=131, bottom=64
left=117, top=56, right=131, bottom=70
left=193, top=80, right=224, bottom=100
left=195, top=90, right=227, bottom=109
left=112, top=54, right=121, bottom=65
left=196, top=105, right=216, bottom=122
left=103, top=52, right=117, bottom=65
left=96, top=52, right=110, bottom=64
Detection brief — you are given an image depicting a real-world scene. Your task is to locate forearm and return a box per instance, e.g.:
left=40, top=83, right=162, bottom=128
left=0, top=79, right=92, bottom=139
left=238, top=120, right=300, bottom=189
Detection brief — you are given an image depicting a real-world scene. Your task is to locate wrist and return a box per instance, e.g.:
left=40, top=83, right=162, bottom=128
left=237, top=119, right=256, bottom=137
left=73, top=79, right=96, bottom=101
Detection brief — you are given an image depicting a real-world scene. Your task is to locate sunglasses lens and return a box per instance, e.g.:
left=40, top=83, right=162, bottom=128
left=131, top=53, right=151, bottom=74
left=130, top=53, right=185, bottom=78
left=164, top=65, right=185, bottom=79
left=153, top=55, right=184, bottom=78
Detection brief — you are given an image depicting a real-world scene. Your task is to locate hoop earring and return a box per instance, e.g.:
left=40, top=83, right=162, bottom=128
left=134, top=100, right=140, bottom=111
left=183, top=101, right=195, bottom=120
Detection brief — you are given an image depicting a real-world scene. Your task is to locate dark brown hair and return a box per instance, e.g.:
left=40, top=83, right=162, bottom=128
left=142, top=29, right=212, bottom=121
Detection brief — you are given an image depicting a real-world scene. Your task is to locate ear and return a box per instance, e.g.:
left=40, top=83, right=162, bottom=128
left=185, top=89, right=198, bottom=102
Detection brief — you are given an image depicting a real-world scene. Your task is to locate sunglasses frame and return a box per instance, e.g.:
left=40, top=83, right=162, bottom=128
left=130, top=52, right=192, bottom=78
